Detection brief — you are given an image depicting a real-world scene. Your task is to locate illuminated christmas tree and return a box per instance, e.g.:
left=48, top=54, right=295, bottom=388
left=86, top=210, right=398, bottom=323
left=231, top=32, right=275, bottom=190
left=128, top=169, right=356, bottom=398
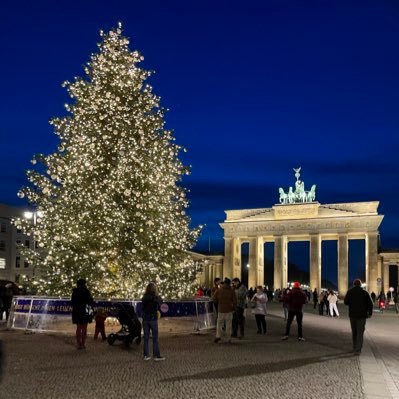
left=16, top=23, right=201, bottom=298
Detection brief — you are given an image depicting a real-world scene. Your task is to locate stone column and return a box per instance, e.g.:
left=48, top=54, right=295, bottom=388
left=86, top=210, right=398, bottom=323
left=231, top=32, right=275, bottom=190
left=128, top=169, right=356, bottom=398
left=216, top=262, right=223, bottom=280
left=232, top=237, right=242, bottom=280
left=309, top=234, right=321, bottom=293
left=338, top=234, right=348, bottom=298
left=223, top=238, right=233, bottom=279
left=208, top=263, right=213, bottom=288
left=366, top=232, right=379, bottom=294
left=256, top=236, right=264, bottom=288
left=274, top=235, right=287, bottom=289
left=383, top=261, right=389, bottom=294
left=248, top=239, right=257, bottom=289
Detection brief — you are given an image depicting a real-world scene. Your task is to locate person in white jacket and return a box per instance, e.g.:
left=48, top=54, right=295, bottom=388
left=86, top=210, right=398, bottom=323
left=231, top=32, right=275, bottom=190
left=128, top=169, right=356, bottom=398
left=327, top=290, right=339, bottom=317
left=251, top=286, right=268, bottom=334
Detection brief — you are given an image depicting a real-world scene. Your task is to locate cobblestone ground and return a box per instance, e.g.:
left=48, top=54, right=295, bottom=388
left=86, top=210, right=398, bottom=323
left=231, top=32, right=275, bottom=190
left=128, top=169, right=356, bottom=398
left=1, top=303, right=363, bottom=399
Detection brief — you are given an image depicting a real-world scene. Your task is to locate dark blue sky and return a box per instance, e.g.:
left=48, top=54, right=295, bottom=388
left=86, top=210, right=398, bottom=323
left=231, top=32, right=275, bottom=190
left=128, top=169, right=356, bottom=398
left=1, top=1, right=398, bottom=283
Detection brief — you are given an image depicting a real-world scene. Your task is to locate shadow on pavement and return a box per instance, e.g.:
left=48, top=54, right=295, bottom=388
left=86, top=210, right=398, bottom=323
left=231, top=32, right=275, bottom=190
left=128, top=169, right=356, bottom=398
left=161, top=351, right=355, bottom=382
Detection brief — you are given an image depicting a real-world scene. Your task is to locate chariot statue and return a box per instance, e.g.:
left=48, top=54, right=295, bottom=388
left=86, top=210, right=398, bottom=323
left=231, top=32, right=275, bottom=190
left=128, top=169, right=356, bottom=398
left=278, top=168, right=316, bottom=204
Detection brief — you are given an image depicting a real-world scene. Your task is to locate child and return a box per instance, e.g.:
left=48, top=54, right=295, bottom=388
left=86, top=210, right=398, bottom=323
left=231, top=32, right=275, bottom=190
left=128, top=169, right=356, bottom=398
left=94, top=308, right=107, bottom=341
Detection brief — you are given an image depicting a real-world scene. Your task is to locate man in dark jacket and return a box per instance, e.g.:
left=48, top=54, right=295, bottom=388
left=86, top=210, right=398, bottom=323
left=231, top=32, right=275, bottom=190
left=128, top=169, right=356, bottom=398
left=344, top=279, right=373, bottom=355
left=213, top=278, right=237, bottom=343
left=281, top=282, right=307, bottom=341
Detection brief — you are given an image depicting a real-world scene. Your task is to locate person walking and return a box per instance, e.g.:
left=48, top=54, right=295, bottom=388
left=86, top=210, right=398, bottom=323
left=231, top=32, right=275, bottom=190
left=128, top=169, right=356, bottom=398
left=312, top=288, right=318, bottom=310
left=327, top=290, right=339, bottom=317
left=232, top=278, right=248, bottom=339
left=281, top=282, right=307, bottom=341
left=251, top=286, right=268, bottom=334
left=344, top=279, right=373, bottom=355
left=141, top=282, right=164, bottom=361
left=213, top=278, right=237, bottom=344
left=71, top=278, right=94, bottom=350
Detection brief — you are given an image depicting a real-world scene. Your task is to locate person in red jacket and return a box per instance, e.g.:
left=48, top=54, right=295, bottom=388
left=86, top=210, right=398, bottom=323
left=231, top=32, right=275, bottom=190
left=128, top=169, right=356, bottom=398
left=281, top=282, right=307, bottom=341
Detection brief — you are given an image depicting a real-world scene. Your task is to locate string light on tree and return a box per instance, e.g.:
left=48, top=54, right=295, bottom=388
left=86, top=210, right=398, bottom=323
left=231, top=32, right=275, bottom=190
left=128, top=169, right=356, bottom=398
left=15, top=22, right=202, bottom=298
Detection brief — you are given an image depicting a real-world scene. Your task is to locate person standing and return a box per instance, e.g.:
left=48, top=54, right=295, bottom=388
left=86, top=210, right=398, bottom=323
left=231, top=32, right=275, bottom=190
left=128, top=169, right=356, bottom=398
left=281, top=282, right=307, bottom=341
left=394, top=291, right=399, bottom=314
left=232, top=277, right=248, bottom=339
left=211, top=277, right=221, bottom=317
left=312, top=288, right=318, bottom=310
left=318, top=290, right=325, bottom=315
left=251, top=286, right=268, bottom=334
left=141, top=282, right=164, bottom=361
left=344, top=279, right=373, bottom=355
left=94, top=308, right=107, bottom=341
left=213, top=278, right=237, bottom=344
left=327, top=290, right=339, bottom=317
left=71, top=278, right=94, bottom=350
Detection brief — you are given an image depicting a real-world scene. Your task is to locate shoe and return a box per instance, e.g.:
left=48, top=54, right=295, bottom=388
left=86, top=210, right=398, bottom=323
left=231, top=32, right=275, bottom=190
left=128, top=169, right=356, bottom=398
left=214, top=337, right=221, bottom=343
left=154, top=357, right=165, bottom=361
left=281, top=336, right=289, bottom=340
left=257, top=331, right=261, bottom=334
left=298, top=337, right=305, bottom=342
left=143, top=356, right=151, bottom=361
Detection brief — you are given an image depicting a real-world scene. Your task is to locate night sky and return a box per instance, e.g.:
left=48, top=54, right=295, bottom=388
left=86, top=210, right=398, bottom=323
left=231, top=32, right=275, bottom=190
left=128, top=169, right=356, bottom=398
left=1, top=1, right=399, bottom=285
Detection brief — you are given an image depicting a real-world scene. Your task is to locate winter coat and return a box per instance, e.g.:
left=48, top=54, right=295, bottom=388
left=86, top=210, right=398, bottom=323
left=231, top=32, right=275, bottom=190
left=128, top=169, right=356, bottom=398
left=327, top=294, right=338, bottom=304
left=344, top=286, right=373, bottom=319
left=251, top=293, right=267, bottom=315
left=283, top=288, right=307, bottom=312
left=71, top=286, right=93, bottom=325
left=213, top=286, right=237, bottom=313
left=234, top=284, right=248, bottom=309
left=141, top=293, right=162, bottom=321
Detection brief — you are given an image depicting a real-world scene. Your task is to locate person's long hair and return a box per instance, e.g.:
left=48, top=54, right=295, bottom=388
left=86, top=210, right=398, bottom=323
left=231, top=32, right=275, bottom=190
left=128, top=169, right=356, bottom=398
left=145, top=282, right=157, bottom=296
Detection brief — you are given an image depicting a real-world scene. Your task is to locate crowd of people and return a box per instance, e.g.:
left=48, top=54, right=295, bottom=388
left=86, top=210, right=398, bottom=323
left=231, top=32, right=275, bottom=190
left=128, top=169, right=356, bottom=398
left=68, top=276, right=398, bottom=361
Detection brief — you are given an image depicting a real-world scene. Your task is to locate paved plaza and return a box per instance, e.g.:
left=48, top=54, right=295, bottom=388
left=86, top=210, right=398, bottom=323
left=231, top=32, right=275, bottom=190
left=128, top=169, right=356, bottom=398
left=1, top=302, right=398, bottom=399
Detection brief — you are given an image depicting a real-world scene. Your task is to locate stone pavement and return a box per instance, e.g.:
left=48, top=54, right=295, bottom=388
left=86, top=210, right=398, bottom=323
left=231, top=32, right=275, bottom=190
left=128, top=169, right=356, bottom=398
left=0, top=302, right=398, bottom=399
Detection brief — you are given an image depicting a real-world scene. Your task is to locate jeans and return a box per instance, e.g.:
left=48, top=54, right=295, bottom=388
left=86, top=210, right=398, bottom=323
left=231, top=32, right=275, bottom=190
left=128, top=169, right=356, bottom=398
left=255, top=314, right=267, bottom=333
left=285, top=310, right=303, bottom=338
left=350, top=318, right=366, bottom=353
left=232, top=307, right=245, bottom=337
left=143, top=320, right=161, bottom=358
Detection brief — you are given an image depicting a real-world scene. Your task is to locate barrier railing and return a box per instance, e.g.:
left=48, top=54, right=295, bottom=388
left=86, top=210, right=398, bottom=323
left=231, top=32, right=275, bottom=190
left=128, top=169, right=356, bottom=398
left=7, top=296, right=216, bottom=334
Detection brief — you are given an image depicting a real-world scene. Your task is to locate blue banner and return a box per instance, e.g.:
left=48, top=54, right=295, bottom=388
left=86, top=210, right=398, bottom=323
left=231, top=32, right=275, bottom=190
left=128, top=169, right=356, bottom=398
left=12, top=297, right=212, bottom=318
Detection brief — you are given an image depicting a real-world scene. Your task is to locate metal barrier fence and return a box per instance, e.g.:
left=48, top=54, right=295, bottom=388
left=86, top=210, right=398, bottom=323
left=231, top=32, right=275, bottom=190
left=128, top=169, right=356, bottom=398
left=7, top=296, right=216, bottom=334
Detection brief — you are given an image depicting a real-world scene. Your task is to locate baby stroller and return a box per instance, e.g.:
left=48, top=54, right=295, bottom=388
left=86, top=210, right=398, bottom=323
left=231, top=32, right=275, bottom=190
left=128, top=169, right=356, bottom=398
left=107, top=303, right=142, bottom=347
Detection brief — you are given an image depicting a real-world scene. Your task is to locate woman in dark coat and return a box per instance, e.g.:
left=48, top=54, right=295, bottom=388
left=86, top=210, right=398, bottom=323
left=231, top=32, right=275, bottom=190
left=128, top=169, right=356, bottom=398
left=141, top=282, right=164, bottom=361
left=71, top=279, right=93, bottom=350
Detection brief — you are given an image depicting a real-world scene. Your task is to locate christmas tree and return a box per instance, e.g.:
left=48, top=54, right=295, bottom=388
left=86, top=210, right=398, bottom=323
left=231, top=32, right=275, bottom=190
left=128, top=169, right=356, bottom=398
left=16, top=23, right=201, bottom=298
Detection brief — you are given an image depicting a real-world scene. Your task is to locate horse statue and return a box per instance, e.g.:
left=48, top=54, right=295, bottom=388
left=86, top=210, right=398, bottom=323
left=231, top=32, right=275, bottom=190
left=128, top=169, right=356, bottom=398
left=307, top=184, right=316, bottom=202
left=279, top=188, right=288, bottom=204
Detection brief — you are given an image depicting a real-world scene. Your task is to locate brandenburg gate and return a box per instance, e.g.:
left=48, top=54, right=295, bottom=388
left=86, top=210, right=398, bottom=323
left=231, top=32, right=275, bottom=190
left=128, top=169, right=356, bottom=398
left=220, top=168, right=384, bottom=297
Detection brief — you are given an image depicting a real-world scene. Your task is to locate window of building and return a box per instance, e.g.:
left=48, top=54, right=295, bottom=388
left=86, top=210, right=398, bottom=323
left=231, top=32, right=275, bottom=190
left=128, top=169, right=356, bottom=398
left=0, top=241, right=5, bottom=251
left=16, top=256, right=20, bottom=268
left=25, top=240, right=30, bottom=248
left=24, top=261, right=29, bottom=268
left=0, top=258, right=5, bottom=269
left=0, top=222, right=6, bottom=233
